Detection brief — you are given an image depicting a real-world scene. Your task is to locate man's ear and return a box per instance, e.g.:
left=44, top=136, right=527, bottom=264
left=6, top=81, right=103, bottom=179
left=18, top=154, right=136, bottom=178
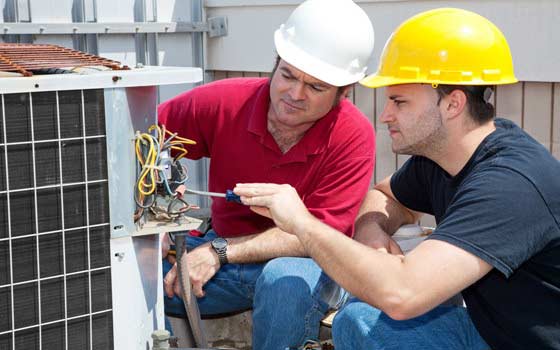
left=444, top=89, right=468, bottom=119
left=338, top=85, right=352, bottom=103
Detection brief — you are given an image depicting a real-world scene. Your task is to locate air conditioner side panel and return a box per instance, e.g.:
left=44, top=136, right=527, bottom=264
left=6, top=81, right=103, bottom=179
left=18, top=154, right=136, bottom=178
left=104, top=87, right=164, bottom=348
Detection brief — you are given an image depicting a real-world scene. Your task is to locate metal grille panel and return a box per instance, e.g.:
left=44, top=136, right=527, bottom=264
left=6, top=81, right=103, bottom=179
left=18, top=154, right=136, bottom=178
left=0, top=89, right=113, bottom=349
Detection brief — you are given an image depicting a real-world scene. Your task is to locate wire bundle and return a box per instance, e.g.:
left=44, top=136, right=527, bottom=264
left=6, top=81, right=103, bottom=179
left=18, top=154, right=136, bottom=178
left=134, top=124, right=198, bottom=222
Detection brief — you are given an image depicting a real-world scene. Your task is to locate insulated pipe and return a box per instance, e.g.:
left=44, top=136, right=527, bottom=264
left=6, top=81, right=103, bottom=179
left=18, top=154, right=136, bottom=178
left=175, top=234, right=208, bottom=348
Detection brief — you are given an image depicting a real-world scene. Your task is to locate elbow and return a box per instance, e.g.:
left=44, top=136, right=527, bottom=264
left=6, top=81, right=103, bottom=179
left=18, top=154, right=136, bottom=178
left=373, top=288, right=421, bottom=321
left=384, top=305, right=417, bottom=321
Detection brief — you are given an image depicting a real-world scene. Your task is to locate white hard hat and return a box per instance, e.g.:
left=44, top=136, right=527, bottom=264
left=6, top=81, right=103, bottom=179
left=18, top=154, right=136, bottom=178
left=274, top=0, right=375, bottom=87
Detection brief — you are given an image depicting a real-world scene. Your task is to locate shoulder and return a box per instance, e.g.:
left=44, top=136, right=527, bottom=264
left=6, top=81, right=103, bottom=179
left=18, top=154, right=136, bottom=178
left=165, top=77, right=268, bottom=105
left=453, top=165, right=549, bottom=225
left=329, top=99, right=375, bottom=147
left=159, top=77, right=268, bottom=118
left=463, top=165, right=534, bottom=194
left=477, top=121, right=560, bottom=200
left=187, top=77, right=268, bottom=102
left=197, top=77, right=268, bottom=93
left=434, top=165, right=557, bottom=276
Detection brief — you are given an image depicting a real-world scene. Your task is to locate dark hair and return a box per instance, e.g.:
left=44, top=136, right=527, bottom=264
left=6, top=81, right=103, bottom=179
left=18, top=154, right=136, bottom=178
left=435, top=85, right=495, bottom=124
left=270, top=55, right=351, bottom=104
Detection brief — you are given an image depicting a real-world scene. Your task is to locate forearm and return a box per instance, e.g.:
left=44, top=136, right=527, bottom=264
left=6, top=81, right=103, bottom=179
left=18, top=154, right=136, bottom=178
left=226, top=226, right=307, bottom=264
left=355, top=189, right=417, bottom=236
left=295, top=216, right=409, bottom=314
left=294, top=215, right=490, bottom=320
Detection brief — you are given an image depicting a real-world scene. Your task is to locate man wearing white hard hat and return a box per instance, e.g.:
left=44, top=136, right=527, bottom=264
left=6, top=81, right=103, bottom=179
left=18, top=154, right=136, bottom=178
left=158, top=0, right=375, bottom=348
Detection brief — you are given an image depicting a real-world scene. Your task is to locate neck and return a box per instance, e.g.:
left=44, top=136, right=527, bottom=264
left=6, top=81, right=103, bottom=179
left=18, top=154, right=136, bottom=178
left=432, top=119, right=496, bottom=177
left=267, top=109, right=315, bottom=154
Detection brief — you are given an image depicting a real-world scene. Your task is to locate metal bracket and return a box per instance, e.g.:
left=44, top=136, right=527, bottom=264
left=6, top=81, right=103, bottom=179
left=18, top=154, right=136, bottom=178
left=0, top=19, right=228, bottom=37
left=134, top=215, right=202, bottom=237
left=207, top=16, right=228, bottom=38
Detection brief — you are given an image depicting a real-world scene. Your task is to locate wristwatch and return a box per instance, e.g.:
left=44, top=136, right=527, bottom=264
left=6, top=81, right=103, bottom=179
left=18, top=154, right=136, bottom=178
left=211, top=237, right=229, bottom=266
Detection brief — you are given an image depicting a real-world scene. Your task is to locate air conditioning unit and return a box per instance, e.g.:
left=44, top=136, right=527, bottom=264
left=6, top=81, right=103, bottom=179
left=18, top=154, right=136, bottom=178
left=0, top=55, right=202, bottom=349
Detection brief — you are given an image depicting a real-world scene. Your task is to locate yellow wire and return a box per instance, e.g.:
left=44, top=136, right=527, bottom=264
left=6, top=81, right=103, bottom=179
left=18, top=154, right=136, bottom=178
left=165, top=128, right=197, bottom=144
left=136, top=132, right=157, bottom=195
left=135, top=124, right=198, bottom=200
left=170, top=146, right=188, bottom=160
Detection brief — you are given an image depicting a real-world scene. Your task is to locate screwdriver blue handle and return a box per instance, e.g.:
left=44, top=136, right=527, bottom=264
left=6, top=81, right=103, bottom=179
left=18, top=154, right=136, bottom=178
left=225, top=189, right=242, bottom=203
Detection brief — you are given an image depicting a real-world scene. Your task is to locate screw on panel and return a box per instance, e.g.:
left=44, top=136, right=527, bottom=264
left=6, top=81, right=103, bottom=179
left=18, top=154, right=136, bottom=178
left=114, top=252, right=125, bottom=261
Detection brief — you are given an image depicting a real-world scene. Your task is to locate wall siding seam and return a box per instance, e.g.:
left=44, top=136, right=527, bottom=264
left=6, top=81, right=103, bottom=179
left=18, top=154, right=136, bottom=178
left=551, top=83, right=555, bottom=153
left=521, top=82, right=526, bottom=129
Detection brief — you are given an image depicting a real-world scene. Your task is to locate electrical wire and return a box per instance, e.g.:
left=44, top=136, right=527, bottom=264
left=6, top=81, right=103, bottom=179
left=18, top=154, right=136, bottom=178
left=134, top=124, right=197, bottom=222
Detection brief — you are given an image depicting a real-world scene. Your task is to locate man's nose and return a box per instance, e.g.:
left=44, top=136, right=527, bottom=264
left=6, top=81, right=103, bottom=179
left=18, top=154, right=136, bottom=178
left=379, top=105, right=393, bottom=124
left=289, top=82, right=306, bottom=100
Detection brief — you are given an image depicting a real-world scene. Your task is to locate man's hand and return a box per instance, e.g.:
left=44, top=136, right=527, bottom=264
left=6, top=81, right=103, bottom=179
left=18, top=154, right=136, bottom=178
left=161, top=232, right=181, bottom=297
left=161, top=232, right=172, bottom=259
left=354, top=226, right=404, bottom=256
left=184, top=243, right=221, bottom=297
left=234, top=183, right=314, bottom=235
left=163, top=242, right=221, bottom=298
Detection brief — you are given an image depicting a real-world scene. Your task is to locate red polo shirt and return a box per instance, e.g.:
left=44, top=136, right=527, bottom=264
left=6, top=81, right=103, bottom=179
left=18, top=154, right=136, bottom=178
left=158, top=78, right=374, bottom=237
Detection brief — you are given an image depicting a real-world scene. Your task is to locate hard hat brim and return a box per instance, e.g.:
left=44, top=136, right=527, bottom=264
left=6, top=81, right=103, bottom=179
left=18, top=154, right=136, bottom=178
left=274, top=29, right=365, bottom=87
left=359, top=74, right=400, bottom=89
left=360, top=73, right=518, bottom=89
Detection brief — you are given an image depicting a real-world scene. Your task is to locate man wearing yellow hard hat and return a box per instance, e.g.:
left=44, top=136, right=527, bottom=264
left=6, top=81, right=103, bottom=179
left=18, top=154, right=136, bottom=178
left=234, top=8, right=560, bottom=350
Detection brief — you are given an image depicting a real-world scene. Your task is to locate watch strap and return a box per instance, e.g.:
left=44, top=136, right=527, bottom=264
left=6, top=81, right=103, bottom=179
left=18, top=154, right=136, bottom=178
left=212, top=238, right=229, bottom=266
left=216, top=248, right=228, bottom=266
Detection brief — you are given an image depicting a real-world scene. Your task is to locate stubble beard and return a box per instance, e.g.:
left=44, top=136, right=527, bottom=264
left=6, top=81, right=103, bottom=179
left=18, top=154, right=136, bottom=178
left=393, top=106, right=447, bottom=158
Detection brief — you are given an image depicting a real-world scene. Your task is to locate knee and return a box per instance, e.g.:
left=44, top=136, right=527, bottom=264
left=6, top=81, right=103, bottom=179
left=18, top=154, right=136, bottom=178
left=332, top=301, right=367, bottom=337
left=255, top=257, right=316, bottom=300
left=332, top=300, right=383, bottom=349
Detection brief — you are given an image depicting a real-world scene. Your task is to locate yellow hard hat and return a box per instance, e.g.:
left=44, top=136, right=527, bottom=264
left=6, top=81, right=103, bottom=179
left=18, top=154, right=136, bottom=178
left=361, top=8, right=518, bottom=88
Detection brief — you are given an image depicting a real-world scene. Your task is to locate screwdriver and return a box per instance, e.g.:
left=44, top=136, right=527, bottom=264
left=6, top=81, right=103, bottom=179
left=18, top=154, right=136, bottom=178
left=184, top=188, right=242, bottom=204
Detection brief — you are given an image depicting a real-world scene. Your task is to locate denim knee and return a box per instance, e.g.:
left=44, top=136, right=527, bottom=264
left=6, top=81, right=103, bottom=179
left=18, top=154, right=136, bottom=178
left=333, top=301, right=490, bottom=350
left=254, top=257, right=325, bottom=301
left=252, top=257, right=326, bottom=350
left=332, top=299, right=383, bottom=350
left=256, top=257, right=311, bottom=301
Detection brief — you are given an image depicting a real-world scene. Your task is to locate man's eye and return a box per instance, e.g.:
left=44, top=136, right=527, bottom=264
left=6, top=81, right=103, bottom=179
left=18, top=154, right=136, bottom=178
left=310, top=85, right=324, bottom=92
left=394, top=100, right=405, bottom=106
left=281, top=73, right=293, bottom=80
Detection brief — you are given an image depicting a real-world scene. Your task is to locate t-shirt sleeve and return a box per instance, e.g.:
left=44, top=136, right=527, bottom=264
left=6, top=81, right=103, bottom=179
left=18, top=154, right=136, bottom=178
left=390, top=156, right=434, bottom=214
left=428, top=167, right=556, bottom=277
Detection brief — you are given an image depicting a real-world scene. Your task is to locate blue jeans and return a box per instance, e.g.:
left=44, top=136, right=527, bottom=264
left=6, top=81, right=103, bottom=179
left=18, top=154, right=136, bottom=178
left=332, top=298, right=490, bottom=350
left=163, top=230, right=343, bottom=350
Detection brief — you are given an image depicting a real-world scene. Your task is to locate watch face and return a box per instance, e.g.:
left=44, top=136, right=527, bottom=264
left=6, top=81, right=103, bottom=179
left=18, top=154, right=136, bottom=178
left=212, top=237, right=227, bottom=249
